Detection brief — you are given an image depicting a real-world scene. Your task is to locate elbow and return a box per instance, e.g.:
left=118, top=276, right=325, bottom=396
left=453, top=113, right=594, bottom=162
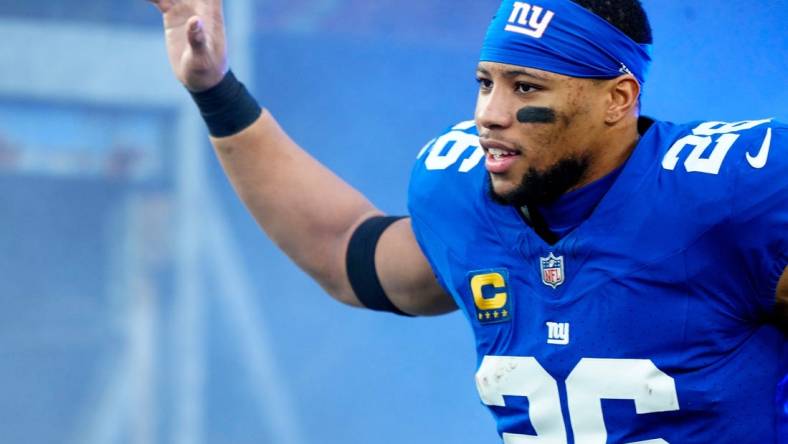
left=321, top=281, right=365, bottom=309
left=334, top=289, right=365, bottom=309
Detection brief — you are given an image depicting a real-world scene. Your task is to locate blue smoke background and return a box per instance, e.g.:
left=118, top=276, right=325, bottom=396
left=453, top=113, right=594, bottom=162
left=0, top=1, right=785, bottom=443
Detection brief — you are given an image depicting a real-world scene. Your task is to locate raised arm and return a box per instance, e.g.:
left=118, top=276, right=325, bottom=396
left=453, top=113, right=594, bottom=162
left=147, top=0, right=455, bottom=315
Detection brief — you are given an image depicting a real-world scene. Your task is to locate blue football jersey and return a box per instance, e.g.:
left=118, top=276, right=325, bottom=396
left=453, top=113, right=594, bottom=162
left=408, top=118, right=787, bottom=443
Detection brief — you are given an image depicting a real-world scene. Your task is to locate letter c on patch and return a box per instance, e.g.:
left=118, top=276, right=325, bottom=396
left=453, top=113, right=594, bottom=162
left=471, top=273, right=508, bottom=310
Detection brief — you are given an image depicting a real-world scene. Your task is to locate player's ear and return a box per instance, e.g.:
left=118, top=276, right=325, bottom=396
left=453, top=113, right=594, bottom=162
left=604, top=76, right=640, bottom=125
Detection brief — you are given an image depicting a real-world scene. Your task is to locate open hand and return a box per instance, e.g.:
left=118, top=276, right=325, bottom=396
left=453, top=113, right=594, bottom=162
left=148, top=0, right=229, bottom=91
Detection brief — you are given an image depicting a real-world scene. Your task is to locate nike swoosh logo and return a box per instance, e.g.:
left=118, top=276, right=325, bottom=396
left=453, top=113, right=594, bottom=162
left=746, top=127, right=772, bottom=169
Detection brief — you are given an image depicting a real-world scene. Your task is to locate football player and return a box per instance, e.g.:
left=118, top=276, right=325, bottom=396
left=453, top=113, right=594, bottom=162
left=148, top=0, right=787, bottom=441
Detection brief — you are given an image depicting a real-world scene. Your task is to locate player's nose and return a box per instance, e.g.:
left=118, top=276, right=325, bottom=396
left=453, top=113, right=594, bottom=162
left=475, top=90, right=515, bottom=130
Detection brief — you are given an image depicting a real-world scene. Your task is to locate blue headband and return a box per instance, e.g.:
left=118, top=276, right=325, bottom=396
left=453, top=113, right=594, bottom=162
left=480, top=0, right=652, bottom=84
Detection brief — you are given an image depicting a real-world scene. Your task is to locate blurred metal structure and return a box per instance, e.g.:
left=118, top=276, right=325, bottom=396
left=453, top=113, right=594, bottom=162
left=0, top=1, right=303, bottom=443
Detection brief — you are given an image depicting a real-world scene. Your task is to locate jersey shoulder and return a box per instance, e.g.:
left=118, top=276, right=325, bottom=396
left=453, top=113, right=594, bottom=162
left=644, top=117, right=787, bottom=216
left=655, top=117, right=787, bottom=183
left=407, top=120, right=490, bottom=255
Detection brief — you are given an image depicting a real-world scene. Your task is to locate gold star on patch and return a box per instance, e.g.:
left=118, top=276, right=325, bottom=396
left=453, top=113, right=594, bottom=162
left=478, top=313, right=483, bottom=320
left=485, top=312, right=491, bottom=319
left=493, top=311, right=500, bottom=318
left=502, top=309, right=509, bottom=317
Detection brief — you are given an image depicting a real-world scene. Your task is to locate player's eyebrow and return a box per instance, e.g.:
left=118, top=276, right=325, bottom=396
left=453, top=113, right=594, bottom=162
left=476, top=66, right=550, bottom=82
left=503, top=69, right=550, bottom=81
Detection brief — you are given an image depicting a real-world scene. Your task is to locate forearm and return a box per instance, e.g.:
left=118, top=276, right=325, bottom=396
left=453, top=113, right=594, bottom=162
left=147, top=1, right=447, bottom=313
left=211, top=109, right=380, bottom=304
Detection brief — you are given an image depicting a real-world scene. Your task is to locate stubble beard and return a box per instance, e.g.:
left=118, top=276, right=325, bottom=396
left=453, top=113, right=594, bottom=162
left=487, top=155, right=591, bottom=208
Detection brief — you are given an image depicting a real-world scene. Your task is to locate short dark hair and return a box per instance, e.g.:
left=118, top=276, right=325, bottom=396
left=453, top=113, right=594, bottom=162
left=571, top=0, right=653, bottom=44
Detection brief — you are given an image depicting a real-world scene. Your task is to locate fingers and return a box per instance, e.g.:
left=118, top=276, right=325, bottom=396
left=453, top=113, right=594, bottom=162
left=146, top=0, right=174, bottom=13
left=187, top=16, right=208, bottom=52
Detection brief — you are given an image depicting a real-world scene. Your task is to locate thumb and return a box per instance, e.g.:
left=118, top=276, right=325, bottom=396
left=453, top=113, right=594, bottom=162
left=186, top=16, right=208, bottom=52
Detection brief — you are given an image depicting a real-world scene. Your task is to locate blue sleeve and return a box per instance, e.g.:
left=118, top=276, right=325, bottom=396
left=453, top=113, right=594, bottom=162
left=779, top=373, right=788, bottom=444
left=728, top=124, right=788, bottom=311
left=407, top=121, right=486, bottom=305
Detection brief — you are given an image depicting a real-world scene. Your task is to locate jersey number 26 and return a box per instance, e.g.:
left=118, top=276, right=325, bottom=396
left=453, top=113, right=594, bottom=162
left=476, top=356, right=679, bottom=444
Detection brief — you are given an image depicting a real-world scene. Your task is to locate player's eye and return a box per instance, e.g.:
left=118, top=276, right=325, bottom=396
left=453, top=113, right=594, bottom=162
left=516, top=82, right=539, bottom=94
left=476, top=77, right=493, bottom=91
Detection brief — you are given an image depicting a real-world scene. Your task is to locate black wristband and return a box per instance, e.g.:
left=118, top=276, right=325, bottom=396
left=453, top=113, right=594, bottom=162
left=346, top=216, right=413, bottom=316
left=189, top=70, right=263, bottom=138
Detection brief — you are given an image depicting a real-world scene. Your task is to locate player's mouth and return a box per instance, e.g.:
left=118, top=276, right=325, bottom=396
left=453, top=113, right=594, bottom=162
left=480, top=139, right=521, bottom=174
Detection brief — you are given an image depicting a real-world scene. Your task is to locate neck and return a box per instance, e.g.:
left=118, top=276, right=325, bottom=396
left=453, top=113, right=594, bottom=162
left=570, top=116, right=640, bottom=192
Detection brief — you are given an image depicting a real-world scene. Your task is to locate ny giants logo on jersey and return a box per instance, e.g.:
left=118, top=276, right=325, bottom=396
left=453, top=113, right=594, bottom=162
left=505, top=2, right=555, bottom=38
left=546, top=321, right=570, bottom=345
left=468, top=269, right=513, bottom=325
left=540, top=253, right=565, bottom=289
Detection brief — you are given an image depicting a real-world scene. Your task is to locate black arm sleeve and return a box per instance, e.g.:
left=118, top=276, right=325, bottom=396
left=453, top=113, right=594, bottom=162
left=346, top=216, right=413, bottom=316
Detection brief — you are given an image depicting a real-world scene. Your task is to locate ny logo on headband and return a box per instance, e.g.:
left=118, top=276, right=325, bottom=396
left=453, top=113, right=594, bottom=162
left=505, top=2, right=555, bottom=39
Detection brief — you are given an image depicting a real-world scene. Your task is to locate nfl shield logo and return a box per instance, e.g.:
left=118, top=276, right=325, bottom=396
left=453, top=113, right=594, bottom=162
left=540, top=253, right=565, bottom=289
